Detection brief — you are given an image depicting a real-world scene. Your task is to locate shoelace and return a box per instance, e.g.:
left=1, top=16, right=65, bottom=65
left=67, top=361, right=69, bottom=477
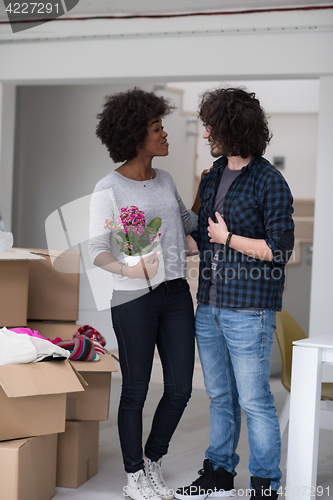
left=135, top=471, right=154, bottom=499
left=191, top=466, right=214, bottom=486
left=146, top=460, right=167, bottom=492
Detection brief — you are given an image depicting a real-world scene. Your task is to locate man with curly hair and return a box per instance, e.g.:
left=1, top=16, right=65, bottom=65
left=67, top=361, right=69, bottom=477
left=175, top=88, right=294, bottom=500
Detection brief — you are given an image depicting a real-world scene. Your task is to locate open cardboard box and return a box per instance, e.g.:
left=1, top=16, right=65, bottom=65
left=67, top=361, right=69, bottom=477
left=28, top=321, right=117, bottom=420
left=0, top=249, right=44, bottom=327
left=0, top=360, right=86, bottom=441
left=56, top=420, right=99, bottom=488
left=24, top=248, right=81, bottom=322
left=67, top=353, right=116, bottom=420
left=0, top=434, right=57, bottom=500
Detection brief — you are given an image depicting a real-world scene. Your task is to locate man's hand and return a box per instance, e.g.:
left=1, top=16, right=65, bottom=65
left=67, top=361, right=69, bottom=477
left=207, top=212, right=228, bottom=244
left=208, top=214, right=274, bottom=261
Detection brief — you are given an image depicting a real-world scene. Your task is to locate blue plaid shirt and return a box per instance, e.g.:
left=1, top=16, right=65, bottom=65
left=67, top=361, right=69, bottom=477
left=192, top=155, right=294, bottom=311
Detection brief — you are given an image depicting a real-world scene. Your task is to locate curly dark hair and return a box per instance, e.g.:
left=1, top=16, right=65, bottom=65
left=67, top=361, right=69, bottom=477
left=198, top=87, right=272, bottom=157
left=96, top=88, right=174, bottom=162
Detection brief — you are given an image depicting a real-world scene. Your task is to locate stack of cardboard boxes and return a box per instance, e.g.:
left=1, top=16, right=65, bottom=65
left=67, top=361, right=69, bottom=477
left=0, top=248, right=117, bottom=499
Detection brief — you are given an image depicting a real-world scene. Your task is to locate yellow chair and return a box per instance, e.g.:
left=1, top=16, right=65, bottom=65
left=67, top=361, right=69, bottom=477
left=275, top=309, right=333, bottom=438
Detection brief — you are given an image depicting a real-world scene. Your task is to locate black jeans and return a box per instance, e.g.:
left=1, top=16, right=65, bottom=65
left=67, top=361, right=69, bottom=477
left=111, top=278, right=195, bottom=473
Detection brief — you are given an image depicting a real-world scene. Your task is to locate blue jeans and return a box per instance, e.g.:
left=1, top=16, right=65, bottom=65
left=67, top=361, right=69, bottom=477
left=111, top=278, right=195, bottom=473
left=195, top=303, right=282, bottom=490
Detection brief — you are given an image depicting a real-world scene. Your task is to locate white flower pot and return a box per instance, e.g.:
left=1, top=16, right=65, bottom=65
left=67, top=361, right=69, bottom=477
left=123, top=247, right=158, bottom=267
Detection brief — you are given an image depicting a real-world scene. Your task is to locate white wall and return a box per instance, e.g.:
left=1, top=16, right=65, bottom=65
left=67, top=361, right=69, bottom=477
left=0, top=84, right=16, bottom=230
left=169, top=80, right=320, bottom=115
left=13, top=84, right=120, bottom=248
left=266, top=114, right=318, bottom=200
left=170, top=79, right=319, bottom=200
left=309, top=75, right=333, bottom=340
left=195, top=113, right=318, bottom=200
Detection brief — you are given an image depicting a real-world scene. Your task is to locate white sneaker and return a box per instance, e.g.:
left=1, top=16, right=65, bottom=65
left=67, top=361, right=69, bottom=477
left=125, top=469, right=161, bottom=500
left=144, top=457, right=174, bottom=500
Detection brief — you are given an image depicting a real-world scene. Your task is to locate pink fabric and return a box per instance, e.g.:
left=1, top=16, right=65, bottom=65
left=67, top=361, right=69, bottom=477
left=51, top=337, right=63, bottom=345
left=9, top=327, right=50, bottom=342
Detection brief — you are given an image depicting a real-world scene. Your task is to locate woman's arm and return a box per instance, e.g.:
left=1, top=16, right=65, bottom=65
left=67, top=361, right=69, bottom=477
left=177, top=196, right=198, bottom=235
left=186, top=235, right=199, bottom=256
left=175, top=192, right=199, bottom=256
left=94, top=251, right=160, bottom=279
left=175, top=168, right=212, bottom=235
left=191, top=168, right=212, bottom=215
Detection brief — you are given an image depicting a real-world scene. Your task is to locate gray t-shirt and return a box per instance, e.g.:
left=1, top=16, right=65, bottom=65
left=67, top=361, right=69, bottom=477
left=88, top=168, right=197, bottom=291
left=209, top=167, right=242, bottom=306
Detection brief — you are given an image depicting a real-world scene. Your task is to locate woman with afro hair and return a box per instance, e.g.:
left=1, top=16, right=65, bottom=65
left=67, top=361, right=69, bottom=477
left=88, top=88, right=198, bottom=500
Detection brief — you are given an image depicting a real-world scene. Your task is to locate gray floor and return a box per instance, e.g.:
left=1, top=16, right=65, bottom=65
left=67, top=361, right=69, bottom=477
left=54, top=376, right=333, bottom=499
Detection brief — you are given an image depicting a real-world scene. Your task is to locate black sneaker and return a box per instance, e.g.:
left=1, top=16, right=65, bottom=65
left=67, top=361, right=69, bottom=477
left=250, top=477, right=278, bottom=500
left=175, top=459, right=235, bottom=499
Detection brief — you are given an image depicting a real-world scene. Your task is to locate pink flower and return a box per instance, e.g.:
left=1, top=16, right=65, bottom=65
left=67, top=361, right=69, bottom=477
left=104, top=206, right=161, bottom=256
left=104, top=217, right=115, bottom=230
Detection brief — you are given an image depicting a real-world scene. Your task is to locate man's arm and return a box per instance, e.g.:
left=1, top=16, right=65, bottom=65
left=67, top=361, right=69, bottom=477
left=207, top=172, right=294, bottom=264
left=208, top=213, right=273, bottom=261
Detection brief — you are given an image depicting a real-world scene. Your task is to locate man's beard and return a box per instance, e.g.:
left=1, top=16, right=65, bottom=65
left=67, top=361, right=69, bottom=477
left=209, top=143, right=224, bottom=158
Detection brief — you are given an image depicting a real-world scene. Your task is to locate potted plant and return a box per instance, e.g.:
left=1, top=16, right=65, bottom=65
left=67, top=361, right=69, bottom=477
left=104, top=205, right=161, bottom=267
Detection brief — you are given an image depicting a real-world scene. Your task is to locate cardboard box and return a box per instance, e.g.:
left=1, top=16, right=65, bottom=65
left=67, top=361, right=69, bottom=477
left=27, top=320, right=81, bottom=342
left=0, top=249, right=44, bottom=328
left=56, top=420, right=99, bottom=488
left=26, top=249, right=81, bottom=321
left=0, top=434, right=57, bottom=500
left=67, top=354, right=116, bottom=421
left=0, top=360, right=85, bottom=441
left=28, top=321, right=117, bottom=421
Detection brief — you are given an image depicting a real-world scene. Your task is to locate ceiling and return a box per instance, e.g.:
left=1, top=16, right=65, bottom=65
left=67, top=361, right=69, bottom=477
left=0, top=0, right=332, bottom=21
left=59, top=0, right=333, bottom=17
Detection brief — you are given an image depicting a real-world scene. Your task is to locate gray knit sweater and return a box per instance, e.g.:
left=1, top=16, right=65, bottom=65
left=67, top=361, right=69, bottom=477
left=88, top=169, right=197, bottom=291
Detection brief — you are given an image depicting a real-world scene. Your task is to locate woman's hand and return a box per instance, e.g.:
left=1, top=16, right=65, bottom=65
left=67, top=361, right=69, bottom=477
left=192, top=167, right=213, bottom=215
left=200, top=167, right=212, bottom=180
left=125, top=252, right=160, bottom=279
left=208, top=212, right=229, bottom=244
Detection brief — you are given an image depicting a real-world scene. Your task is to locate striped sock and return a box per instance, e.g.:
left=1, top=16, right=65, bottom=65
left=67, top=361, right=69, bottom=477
left=57, top=336, right=99, bottom=361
